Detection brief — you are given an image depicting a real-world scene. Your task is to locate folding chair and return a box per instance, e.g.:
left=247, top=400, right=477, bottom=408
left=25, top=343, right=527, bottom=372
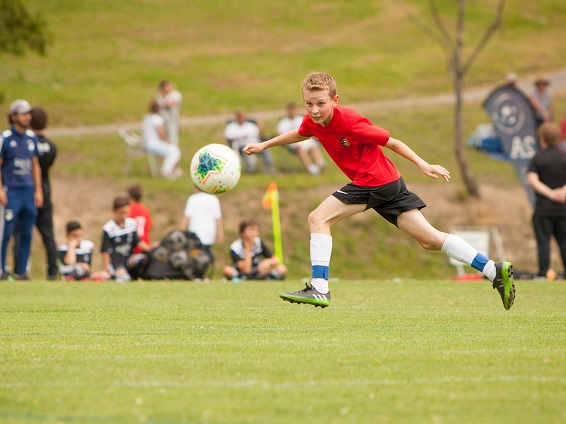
left=119, top=128, right=159, bottom=177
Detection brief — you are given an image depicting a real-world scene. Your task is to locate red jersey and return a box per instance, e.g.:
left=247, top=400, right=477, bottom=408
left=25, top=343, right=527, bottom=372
left=298, top=105, right=400, bottom=187
left=128, top=203, right=152, bottom=252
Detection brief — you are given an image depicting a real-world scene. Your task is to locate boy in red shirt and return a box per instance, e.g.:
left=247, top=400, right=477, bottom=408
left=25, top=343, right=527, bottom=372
left=243, top=71, right=515, bottom=310
left=127, top=185, right=153, bottom=253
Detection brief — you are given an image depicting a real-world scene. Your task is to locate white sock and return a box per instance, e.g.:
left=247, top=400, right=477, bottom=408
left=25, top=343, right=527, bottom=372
left=441, top=234, right=477, bottom=265
left=442, top=234, right=496, bottom=281
left=483, top=261, right=496, bottom=281
left=310, top=233, right=332, bottom=294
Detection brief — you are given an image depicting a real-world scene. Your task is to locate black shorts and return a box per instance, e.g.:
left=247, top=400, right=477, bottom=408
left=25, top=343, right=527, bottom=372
left=332, top=177, right=426, bottom=226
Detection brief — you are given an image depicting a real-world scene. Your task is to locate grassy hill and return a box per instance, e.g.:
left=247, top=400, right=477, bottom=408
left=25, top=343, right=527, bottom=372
left=0, top=0, right=565, bottom=279
left=2, top=0, right=565, bottom=125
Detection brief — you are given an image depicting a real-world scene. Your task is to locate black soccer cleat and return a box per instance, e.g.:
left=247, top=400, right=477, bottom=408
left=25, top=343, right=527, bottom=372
left=279, top=284, right=331, bottom=308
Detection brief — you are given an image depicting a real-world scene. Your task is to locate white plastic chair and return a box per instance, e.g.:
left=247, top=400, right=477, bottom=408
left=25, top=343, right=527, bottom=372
left=119, top=128, right=159, bottom=177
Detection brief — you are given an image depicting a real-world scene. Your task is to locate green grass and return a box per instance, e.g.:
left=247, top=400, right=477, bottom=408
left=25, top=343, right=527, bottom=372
left=1, top=0, right=564, bottom=126
left=0, top=279, right=565, bottom=423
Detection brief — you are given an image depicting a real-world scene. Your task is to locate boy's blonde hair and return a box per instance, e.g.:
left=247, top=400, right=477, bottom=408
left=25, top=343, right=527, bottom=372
left=302, top=72, right=337, bottom=98
left=538, top=122, right=561, bottom=147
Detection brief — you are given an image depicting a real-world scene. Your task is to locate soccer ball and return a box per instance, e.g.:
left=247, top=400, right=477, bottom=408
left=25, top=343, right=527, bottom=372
left=190, top=144, right=241, bottom=194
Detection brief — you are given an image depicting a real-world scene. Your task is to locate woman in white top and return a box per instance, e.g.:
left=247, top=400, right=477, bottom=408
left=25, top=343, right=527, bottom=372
left=142, top=100, right=182, bottom=179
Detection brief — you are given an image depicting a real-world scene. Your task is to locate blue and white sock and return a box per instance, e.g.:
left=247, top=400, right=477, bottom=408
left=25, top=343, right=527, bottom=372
left=310, top=233, right=332, bottom=294
left=441, top=234, right=496, bottom=281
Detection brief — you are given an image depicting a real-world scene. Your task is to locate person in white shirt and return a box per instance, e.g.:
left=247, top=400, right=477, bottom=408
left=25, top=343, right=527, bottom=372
left=141, top=100, right=182, bottom=179
left=277, top=102, right=325, bottom=175
left=156, top=80, right=182, bottom=146
left=224, top=110, right=276, bottom=174
left=180, top=187, right=225, bottom=262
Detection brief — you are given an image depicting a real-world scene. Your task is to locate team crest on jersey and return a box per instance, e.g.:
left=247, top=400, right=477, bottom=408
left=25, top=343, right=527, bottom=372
left=27, top=140, right=35, bottom=151
left=9, top=140, right=17, bottom=148
left=340, top=137, right=351, bottom=147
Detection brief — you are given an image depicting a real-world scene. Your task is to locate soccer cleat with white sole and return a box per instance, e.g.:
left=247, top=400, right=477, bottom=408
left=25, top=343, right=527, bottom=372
left=279, top=284, right=331, bottom=308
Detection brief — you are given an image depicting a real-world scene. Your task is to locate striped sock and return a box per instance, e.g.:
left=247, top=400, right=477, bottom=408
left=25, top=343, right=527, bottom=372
left=310, top=233, right=332, bottom=294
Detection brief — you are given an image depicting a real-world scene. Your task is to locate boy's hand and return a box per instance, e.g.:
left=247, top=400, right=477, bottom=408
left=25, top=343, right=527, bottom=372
left=423, top=164, right=451, bottom=182
left=242, top=143, right=264, bottom=155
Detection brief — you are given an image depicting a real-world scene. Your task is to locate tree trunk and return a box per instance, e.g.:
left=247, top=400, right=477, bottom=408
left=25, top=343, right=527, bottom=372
left=453, top=0, right=480, bottom=198
left=453, top=68, right=480, bottom=198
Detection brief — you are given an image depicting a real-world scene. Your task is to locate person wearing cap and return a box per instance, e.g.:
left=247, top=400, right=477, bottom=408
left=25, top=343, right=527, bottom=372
left=13, top=107, right=58, bottom=280
left=531, top=75, right=554, bottom=126
left=0, top=99, right=43, bottom=280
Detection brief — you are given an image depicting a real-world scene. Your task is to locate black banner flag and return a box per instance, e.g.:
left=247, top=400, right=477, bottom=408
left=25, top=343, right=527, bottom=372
left=483, top=85, right=539, bottom=206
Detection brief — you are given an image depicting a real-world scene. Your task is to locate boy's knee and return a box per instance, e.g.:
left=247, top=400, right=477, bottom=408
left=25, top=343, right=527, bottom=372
left=223, top=266, right=237, bottom=279
left=308, top=210, right=323, bottom=227
left=418, top=235, right=444, bottom=251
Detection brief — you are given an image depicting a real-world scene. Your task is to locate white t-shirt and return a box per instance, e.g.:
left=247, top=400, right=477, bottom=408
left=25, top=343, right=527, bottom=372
left=277, top=115, right=318, bottom=150
left=157, top=90, right=182, bottom=124
left=224, top=121, right=260, bottom=150
left=141, top=113, right=165, bottom=148
left=277, top=115, right=303, bottom=134
left=184, top=192, right=222, bottom=246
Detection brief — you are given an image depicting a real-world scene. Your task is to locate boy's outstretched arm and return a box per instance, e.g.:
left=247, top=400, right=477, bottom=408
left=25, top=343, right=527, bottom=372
left=385, top=137, right=451, bottom=182
left=243, top=130, right=307, bottom=155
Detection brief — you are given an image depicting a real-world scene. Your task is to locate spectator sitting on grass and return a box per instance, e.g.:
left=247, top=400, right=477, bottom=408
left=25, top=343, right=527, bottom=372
left=223, top=219, right=287, bottom=281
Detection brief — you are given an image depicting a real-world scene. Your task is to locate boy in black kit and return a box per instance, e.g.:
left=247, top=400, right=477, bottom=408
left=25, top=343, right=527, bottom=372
left=97, top=196, right=153, bottom=282
left=59, top=221, right=94, bottom=281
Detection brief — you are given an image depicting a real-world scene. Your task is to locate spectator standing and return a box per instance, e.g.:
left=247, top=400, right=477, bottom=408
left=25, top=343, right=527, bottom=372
left=142, top=100, right=183, bottom=179
left=156, top=80, right=182, bottom=146
left=127, top=184, right=153, bottom=253
left=531, top=75, right=554, bottom=126
left=559, top=114, right=566, bottom=147
left=59, top=220, right=94, bottom=281
left=0, top=99, right=43, bottom=280
left=180, top=186, right=224, bottom=262
left=527, top=122, right=566, bottom=278
left=13, top=107, right=58, bottom=280
left=223, top=219, right=287, bottom=281
left=224, top=110, right=276, bottom=174
left=277, top=102, right=325, bottom=175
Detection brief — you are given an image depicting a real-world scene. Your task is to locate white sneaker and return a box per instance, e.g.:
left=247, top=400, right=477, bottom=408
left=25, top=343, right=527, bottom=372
left=162, top=168, right=184, bottom=180
left=307, top=164, right=320, bottom=175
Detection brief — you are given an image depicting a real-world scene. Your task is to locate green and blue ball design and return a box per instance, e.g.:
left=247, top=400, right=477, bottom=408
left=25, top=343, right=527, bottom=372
left=190, top=143, right=241, bottom=194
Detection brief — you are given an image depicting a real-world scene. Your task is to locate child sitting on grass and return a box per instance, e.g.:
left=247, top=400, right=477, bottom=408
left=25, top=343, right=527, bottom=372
left=58, top=220, right=94, bottom=281
left=95, top=196, right=154, bottom=283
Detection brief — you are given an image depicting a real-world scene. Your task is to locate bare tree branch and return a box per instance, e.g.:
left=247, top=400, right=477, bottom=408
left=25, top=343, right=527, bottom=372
left=461, top=0, right=506, bottom=75
left=401, top=1, right=450, bottom=49
left=429, top=0, right=456, bottom=49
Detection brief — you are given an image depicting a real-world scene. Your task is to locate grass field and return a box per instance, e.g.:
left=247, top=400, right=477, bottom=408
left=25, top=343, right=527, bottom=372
left=1, top=279, right=565, bottom=424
